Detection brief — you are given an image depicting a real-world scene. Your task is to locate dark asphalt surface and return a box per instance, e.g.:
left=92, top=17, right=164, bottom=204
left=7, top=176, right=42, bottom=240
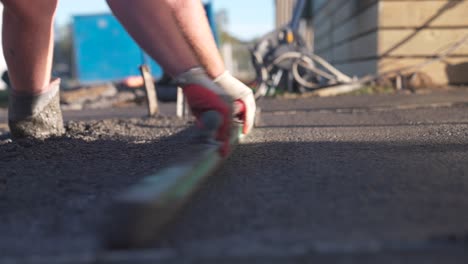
left=258, top=89, right=468, bottom=112
left=1, top=89, right=468, bottom=263
left=155, top=91, right=468, bottom=259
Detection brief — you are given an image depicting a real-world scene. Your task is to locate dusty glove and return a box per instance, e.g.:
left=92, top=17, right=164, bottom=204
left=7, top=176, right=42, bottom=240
left=214, top=71, right=256, bottom=135
left=175, top=68, right=232, bottom=156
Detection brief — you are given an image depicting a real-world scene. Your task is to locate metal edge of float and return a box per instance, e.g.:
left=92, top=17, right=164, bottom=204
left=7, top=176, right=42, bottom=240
left=101, top=126, right=243, bottom=250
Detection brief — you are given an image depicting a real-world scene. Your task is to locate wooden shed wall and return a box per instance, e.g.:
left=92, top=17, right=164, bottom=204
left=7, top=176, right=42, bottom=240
left=378, top=0, right=468, bottom=84
left=311, top=0, right=468, bottom=84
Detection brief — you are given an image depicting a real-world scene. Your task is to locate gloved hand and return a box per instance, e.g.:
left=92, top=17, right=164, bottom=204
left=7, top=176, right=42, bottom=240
left=215, top=71, right=256, bottom=135
left=175, top=68, right=232, bottom=156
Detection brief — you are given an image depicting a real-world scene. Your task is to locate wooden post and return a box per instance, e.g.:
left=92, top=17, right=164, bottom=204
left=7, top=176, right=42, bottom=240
left=176, top=87, right=184, bottom=118
left=396, top=74, right=403, bottom=90
left=139, top=65, right=158, bottom=116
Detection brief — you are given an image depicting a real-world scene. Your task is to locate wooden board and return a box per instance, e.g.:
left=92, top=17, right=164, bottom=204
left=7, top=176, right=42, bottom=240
left=379, top=28, right=468, bottom=56
left=379, top=57, right=468, bottom=85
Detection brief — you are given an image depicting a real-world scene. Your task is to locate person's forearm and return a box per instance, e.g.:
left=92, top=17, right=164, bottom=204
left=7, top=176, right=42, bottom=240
left=168, top=0, right=225, bottom=79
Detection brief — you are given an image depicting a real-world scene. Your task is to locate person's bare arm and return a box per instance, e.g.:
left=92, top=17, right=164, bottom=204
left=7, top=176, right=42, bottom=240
left=167, top=0, right=225, bottom=78
left=168, top=0, right=256, bottom=134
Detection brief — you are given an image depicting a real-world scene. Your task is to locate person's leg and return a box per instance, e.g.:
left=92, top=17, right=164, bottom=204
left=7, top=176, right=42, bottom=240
left=2, top=0, right=57, bottom=95
left=2, top=0, right=64, bottom=138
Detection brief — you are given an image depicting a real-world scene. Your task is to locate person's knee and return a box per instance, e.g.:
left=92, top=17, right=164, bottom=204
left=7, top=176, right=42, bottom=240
left=1, top=0, right=58, bottom=22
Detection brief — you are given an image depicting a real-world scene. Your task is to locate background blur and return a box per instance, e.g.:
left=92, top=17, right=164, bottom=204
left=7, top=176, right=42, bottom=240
left=0, top=0, right=467, bottom=94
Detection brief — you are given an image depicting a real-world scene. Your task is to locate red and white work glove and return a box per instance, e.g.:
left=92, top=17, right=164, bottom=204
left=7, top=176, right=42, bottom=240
left=175, top=68, right=232, bottom=156
left=214, top=71, right=256, bottom=135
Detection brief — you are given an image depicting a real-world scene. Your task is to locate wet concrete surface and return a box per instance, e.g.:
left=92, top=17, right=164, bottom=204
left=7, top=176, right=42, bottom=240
left=1, top=90, right=468, bottom=262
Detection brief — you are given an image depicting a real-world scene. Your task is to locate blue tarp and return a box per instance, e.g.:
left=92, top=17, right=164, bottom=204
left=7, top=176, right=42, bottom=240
left=72, top=3, right=217, bottom=84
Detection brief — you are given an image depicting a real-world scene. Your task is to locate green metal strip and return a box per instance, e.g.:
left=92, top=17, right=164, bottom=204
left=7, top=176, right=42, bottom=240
left=102, top=126, right=242, bottom=249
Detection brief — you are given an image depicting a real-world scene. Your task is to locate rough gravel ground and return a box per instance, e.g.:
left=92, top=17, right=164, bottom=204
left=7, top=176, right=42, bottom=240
left=0, top=116, right=192, bottom=257
left=1, top=90, right=468, bottom=263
